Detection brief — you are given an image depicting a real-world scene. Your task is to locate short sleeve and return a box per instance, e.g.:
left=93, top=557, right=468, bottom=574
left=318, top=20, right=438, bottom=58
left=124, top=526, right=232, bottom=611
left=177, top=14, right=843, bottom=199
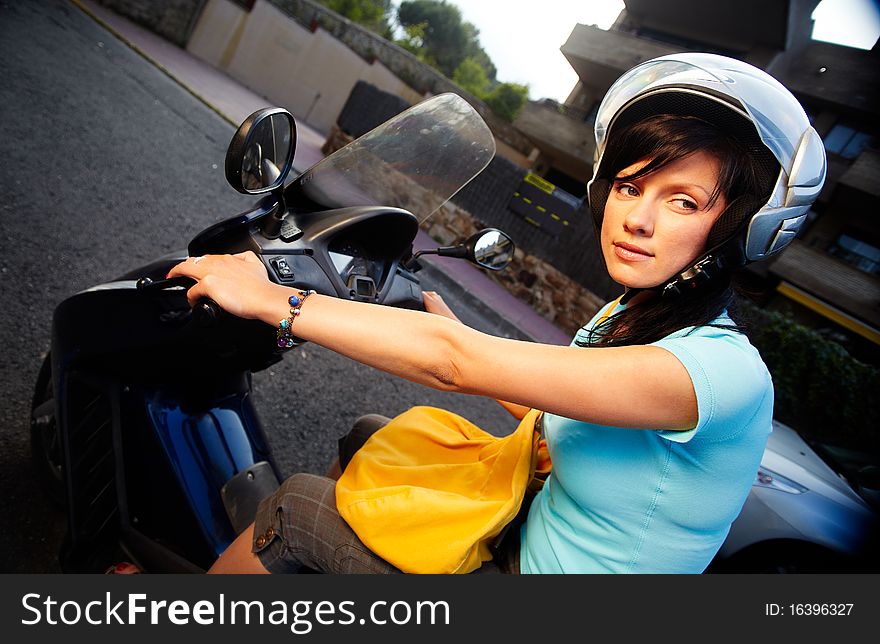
left=650, top=327, right=772, bottom=444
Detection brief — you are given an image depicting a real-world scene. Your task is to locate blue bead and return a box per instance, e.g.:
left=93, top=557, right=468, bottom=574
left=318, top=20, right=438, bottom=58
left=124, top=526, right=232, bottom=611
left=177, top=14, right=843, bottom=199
left=280, top=319, right=290, bottom=329
left=288, top=295, right=300, bottom=307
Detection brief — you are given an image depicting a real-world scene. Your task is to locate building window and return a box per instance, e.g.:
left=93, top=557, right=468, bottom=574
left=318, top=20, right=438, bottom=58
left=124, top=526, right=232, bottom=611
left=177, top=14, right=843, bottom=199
left=823, top=123, right=874, bottom=159
left=828, top=233, right=880, bottom=275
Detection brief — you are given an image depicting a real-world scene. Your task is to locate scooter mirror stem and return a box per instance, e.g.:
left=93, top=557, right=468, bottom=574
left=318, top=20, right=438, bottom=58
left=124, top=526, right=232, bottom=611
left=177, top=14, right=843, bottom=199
left=411, top=246, right=468, bottom=261
left=404, top=244, right=466, bottom=271
left=259, top=188, right=287, bottom=239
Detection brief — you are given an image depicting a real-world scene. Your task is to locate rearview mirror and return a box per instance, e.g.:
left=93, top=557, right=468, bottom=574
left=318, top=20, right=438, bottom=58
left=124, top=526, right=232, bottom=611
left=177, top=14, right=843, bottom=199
left=468, top=229, right=515, bottom=270
left=225, top=108, right=296, bottom=194
left=408, top=228, right=515, bottom=271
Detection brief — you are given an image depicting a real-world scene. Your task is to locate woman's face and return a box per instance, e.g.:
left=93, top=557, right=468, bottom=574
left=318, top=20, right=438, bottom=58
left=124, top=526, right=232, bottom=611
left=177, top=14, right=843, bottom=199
left=600, top=150, right=727, bottom=289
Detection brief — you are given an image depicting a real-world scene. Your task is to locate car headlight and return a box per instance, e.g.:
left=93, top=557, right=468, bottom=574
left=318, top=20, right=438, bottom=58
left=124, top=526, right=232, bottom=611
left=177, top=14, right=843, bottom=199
left=754, top=466, right=808, bottom=494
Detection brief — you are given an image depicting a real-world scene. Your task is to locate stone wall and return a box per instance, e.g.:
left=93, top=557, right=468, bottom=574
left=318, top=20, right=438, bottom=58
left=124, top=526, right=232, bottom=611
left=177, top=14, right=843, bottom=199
left=97, top=0, right=206, bottom=47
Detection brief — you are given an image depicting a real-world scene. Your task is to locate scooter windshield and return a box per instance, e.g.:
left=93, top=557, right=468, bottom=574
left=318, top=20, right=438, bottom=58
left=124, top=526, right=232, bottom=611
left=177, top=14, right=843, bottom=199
left=290, top=93, right=495, bottom=223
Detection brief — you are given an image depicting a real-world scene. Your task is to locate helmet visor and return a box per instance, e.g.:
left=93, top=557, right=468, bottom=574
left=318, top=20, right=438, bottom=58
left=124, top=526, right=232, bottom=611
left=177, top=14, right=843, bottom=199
left=595, top=54, right=812, bottom=170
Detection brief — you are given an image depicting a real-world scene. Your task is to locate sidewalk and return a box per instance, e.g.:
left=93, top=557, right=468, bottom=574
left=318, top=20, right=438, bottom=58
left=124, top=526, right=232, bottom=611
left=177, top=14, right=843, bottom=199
left=75, top=0, right=570, bottom=345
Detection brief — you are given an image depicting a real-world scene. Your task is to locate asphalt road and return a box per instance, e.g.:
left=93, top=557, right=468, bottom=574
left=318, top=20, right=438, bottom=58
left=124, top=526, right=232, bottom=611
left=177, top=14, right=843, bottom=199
left=0, top=0, right=513, bottom=573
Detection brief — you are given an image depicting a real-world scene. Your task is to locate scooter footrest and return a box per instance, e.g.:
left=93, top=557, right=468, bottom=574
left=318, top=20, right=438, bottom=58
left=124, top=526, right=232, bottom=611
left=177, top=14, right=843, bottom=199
left=220, top=461, right=280, bottom=535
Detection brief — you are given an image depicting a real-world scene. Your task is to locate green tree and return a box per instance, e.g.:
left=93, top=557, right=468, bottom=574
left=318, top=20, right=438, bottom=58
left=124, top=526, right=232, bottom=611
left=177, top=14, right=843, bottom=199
left=452, top=57, right=489, bottom=97
left=397, top=0, right=471, bottom=77
left=461, top=22, right=495, bottom=81
left=484, top=82, right=529, bottom=122
left=394, top=22, right=433, bottom=57
left=318, top=0, right=393, bottom=36
left=394, top=1, right=527, bottom=121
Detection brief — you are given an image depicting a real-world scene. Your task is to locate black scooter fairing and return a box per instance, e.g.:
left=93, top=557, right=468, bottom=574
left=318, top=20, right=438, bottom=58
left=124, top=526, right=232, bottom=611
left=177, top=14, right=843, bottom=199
left=51, top=256, right=282, bottom=572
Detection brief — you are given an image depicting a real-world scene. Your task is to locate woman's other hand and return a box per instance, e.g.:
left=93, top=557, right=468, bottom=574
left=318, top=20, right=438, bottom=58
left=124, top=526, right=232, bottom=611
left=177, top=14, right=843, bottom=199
left=422, top=291, right=461, bottom=323
left=167, top=251, right=283, bottom=320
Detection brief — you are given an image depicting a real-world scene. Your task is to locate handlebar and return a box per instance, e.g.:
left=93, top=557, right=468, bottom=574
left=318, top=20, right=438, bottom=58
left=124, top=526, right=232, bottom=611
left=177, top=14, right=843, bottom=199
left=136, top=276, right=223, bottom=328
left=192, top=299, right=223, bottom=327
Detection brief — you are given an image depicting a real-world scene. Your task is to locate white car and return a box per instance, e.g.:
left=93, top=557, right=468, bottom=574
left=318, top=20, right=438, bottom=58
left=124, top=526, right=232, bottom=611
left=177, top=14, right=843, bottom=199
left=709, top=420, right=879, bottom=573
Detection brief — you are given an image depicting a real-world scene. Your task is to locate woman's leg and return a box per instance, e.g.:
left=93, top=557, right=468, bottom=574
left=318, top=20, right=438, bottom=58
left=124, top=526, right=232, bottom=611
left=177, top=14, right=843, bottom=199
left=210, top=413, right=521, bottom=574
left=210, top=472, right=400, bottom=574
left=208, top=524, right=270, bottom=574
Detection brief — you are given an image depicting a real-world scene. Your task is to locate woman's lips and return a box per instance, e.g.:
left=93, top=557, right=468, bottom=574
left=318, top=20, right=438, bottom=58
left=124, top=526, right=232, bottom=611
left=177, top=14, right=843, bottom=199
left=613, top=241, right=653, bottom=262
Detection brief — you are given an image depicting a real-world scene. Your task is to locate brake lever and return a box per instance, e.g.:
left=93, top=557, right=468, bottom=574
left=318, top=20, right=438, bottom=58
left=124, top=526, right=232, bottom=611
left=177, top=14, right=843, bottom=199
left=136, top=276, right=196, bottom=291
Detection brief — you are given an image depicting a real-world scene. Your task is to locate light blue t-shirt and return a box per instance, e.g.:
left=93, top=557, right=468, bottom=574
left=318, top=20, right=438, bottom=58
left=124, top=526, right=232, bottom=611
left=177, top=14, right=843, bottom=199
left=519, top=299, right=773, bottom=574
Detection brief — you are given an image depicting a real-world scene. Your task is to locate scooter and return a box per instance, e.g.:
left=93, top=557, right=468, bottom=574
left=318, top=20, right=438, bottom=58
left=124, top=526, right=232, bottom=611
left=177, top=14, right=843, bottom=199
left=30, top=94, right=516, bottom=573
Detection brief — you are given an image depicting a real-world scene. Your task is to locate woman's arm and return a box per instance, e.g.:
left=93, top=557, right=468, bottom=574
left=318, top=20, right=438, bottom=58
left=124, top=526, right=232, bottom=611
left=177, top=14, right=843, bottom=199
left=423, top=291, right=531, bottom=421
left=168, top=253, right=697, bottom=430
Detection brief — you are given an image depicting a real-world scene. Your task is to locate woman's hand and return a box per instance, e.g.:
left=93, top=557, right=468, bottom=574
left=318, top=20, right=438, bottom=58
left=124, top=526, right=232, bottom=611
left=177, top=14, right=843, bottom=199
left=422, top=291, right=461, bottom=323
left=166, top=251, right=283, bottom=320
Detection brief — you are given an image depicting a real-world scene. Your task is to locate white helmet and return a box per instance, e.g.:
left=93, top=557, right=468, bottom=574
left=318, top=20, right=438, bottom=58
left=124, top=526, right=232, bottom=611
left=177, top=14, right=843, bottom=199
left=587, top=53, right=826, bottom=296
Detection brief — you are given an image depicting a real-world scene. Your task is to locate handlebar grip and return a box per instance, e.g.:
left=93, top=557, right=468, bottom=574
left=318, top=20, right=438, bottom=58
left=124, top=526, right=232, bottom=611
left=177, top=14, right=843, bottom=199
left=193, top=298, right=223, bottom=327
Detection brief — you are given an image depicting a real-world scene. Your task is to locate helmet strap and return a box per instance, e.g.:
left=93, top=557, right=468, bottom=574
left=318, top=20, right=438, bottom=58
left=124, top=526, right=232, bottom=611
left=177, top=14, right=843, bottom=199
left=619, top=252, right=725, bottom=304
left=659, top=252, right=726, bottom=298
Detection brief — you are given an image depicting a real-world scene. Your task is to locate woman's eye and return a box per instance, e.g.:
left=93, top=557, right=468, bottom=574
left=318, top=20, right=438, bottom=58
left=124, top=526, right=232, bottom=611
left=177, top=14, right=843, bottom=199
left=674, top=198, right=699, bottom=211
left=615, top=184, right=638, bottom=197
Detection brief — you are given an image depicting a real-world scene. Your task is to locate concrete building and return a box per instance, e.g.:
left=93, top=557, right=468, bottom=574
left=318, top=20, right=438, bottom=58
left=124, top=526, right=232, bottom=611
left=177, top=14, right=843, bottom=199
left=515, top=0, right=880, bottom=359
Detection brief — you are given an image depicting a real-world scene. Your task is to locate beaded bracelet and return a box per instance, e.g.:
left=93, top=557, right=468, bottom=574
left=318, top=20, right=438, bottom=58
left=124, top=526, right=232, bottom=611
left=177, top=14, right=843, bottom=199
left=276, top=289, right=314, bottom=349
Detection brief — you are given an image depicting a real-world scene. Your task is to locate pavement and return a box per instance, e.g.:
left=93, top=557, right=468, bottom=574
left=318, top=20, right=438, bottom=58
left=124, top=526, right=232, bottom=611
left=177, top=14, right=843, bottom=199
left=75, top=0, right=570, bottom=346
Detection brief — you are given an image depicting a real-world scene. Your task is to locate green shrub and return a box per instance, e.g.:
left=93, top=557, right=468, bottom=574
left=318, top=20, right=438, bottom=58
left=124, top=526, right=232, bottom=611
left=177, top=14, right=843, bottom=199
left=483, top=83, right=528, bottom=122
left=452, top=57, right=490, bottom=97
left=741, top=302, right=879, bottom=454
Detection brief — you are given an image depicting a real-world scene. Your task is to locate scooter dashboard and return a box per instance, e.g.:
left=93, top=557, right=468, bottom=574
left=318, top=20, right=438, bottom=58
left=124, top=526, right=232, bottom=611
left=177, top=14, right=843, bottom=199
left=252, top=206, right=422, bottom=308
left=327, top=237, right=385, bottom=288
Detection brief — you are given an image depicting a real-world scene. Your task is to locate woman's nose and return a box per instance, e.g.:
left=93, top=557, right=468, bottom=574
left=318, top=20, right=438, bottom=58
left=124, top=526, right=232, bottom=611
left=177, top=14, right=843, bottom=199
left=623, top=200, right=655, bottom=236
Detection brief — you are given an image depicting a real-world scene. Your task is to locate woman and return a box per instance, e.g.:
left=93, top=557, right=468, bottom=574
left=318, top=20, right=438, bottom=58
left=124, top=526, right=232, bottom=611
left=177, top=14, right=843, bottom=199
left=168, top=53, right=825, bottom=574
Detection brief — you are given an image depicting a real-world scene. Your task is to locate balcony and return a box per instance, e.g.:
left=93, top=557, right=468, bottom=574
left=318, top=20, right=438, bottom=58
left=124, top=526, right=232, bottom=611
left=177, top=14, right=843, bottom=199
left=838, top=148, right=880, bottom=198
left=561, top=24, right=682, bottom=90
left=781, top=42, right=880, bottom=116
left=769, top=240, right=880, bottom=330
left=623, top=0, right=795, bottom=52
left=514, top=101, right=594, bottom=177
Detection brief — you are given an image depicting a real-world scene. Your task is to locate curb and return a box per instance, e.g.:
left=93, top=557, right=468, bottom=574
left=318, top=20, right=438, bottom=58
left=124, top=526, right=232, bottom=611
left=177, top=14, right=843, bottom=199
left=71, top=0, right=239, bottom=128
